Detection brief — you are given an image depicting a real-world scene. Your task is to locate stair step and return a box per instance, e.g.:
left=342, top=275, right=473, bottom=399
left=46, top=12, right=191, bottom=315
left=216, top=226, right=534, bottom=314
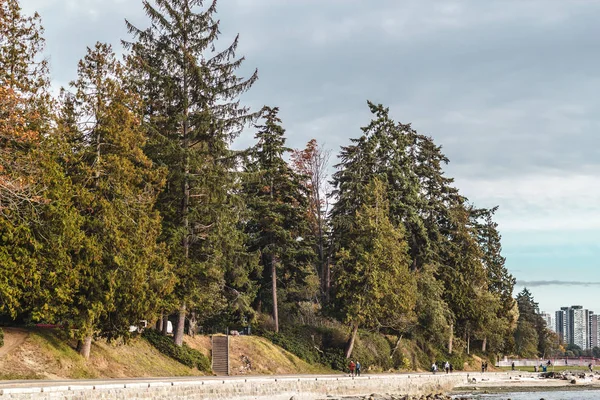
left=211, top=335, right=229, bottom=376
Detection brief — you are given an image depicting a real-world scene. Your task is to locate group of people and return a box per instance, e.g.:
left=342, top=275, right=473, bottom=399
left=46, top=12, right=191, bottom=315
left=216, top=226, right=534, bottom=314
left=348, top=360, right=361, bottom=377
left=431, top=361, right=454, bottom=374
left=533, top=360, right=552, bottom=372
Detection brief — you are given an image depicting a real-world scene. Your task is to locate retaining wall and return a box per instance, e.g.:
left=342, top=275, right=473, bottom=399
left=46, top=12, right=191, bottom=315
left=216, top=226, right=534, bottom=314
left=0, top=373, right=476, bottom=399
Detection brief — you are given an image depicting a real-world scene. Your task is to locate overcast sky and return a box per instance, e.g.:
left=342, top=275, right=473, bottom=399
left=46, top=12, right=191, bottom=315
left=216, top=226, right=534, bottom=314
left=22, top=0, right=600, bottom=316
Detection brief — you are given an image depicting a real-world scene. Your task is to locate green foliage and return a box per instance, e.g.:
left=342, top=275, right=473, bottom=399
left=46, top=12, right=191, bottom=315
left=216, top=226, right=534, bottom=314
left=142, top=329, right=210, bottom=372
left=513, top=288, right=555, bottom=358
left=243, top=107, right=317, bottom=328
left=259, top=323, right=404, bottom=372
left=352, top=332, right=393, bottom=371
left=0, top=328, right=3, bottom=347
left=259, top=324, right=351, bottom=370
left=333, top=179, right=416, bottom=345
left=0, top=0, right=519, bottom=368
left=261, top=330, right=322, bottom=365
left=125, top=0, right=260, bottom=336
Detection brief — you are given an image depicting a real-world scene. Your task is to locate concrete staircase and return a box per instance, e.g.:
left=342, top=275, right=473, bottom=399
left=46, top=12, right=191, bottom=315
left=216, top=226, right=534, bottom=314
left=211, top=335, right=229, bottom=376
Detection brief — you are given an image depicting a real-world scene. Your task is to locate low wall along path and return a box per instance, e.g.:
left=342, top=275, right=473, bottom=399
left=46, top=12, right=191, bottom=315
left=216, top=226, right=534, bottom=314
left=0, top=372, right=507, bottom=400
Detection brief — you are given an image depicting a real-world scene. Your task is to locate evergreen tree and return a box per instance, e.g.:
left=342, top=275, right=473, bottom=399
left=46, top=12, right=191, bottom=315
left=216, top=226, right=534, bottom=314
left=514, top=288, right=541, bottom=357
left=125, top=0, right=258, bottom=345
left=333, top=179, right=416, bottom=358
left=0, top=0, right=53, bottom=318
left=57, top=43, right=170, bottom=358
left=244, top=107, right=316, bottom=332
left=472, top=206, right=516, bottom=353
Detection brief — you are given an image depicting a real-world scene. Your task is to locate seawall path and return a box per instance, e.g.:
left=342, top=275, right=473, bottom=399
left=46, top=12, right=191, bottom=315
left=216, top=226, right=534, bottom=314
left=0, top=372, right=520, bottom=399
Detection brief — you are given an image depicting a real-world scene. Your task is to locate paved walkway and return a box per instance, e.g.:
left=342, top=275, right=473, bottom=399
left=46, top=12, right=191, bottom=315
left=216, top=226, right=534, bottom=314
left=0, top=371, right=510, bottom=390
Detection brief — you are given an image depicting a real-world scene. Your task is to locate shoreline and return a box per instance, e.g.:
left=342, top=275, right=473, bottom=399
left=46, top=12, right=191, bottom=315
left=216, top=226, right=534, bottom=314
left=452, top=371, right=600, bottom=395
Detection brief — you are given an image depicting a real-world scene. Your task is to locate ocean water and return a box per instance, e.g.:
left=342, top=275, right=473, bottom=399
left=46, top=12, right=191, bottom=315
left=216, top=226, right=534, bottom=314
left=456, top=390, right=600, bottom=400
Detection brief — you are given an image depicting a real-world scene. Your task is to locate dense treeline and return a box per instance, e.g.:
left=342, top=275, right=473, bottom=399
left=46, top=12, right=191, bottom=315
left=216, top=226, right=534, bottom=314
left=1, top=0, right=521, bottom=362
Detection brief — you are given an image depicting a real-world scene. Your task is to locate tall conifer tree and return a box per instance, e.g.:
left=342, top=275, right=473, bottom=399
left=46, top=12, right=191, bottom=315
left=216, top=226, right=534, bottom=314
left=57, top=43, right=170, bottom=358
left=125, top=0, right=258, bottom=345
left=334, top=179, right=416, bottom=358
left=244, top=107, right=316, bottom=332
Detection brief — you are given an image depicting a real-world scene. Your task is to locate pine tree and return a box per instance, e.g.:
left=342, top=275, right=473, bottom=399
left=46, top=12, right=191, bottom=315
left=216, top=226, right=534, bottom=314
left=125, top=0, right=258, bottom=345
left=333, top=179, right=416, bottom=358
left=244, top=107, right=316, bottom=332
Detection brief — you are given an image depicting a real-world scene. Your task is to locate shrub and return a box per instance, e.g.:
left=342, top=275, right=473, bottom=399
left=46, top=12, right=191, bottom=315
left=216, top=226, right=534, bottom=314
left=0, top=328, right=3, bottom=347
left=261, top=330, right=321, bottom=364
left=142, top=329, right=211, bottom=372
left=353, top=332, right=393, bottom=371
left=323, top=348, right=347, bottom=371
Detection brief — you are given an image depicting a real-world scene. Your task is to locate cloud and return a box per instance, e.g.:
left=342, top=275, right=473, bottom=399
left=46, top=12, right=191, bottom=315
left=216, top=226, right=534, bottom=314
left=517, top=280, right=600, bottom=287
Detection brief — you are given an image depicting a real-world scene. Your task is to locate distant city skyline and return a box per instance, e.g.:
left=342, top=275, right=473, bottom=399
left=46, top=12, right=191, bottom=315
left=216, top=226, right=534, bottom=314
left=550, top=305, right=600, bottom=350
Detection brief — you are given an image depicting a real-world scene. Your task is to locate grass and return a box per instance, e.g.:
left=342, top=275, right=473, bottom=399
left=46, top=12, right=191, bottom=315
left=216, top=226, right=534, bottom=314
left=0, top=328, right=203, bottom=380
left=184, top=334, right=333, bottom=375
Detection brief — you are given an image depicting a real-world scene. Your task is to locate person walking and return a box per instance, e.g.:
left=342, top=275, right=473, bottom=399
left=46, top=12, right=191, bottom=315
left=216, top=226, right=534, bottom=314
left=481, top=362, right=485, bottom=373
left=449, top=363, right=454, bottom=373
left=355, top=360, right=361, bottom=377
left=431, top=362, right=438, bottom=374
left=511, top=361, right=515, bottom=371
left=349, top=360, right=356, bottom=377
left=444, top=361, right=450, bottom=374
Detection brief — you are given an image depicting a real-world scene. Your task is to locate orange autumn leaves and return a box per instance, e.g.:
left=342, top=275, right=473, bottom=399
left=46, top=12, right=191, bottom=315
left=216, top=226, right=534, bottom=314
left=0, top=85, right=42, bottom=212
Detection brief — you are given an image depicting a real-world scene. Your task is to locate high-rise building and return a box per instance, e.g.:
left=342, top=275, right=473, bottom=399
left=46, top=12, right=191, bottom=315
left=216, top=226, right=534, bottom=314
left=590, top=312, right=600, bottom=350
left=556, top=307, right=569, bottom=344
left=571, top=306, right=589, bottom=350
left=555, top=306, right=595, bottom=349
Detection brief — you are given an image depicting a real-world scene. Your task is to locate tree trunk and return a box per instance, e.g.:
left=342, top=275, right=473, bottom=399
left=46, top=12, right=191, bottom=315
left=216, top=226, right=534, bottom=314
left=162, top=314, right=169, bottom=335
left=174, top=302, right=186, bottom=346
left=272, top=255, right=279, bottom=333
left=156, top=311, right=163, bottom=331
left=390, top=335, right=403, bottom=359
left=345, top=323, right=359, bottom=359
left=482, top=336, right=487, bottom=352
left=78, top=336, right=92, bottom=359
left=467, top=332, right=470, bottom=355
left=448, top=323, right=453, bottom=354
left=189, top=311, right=197, bottom=337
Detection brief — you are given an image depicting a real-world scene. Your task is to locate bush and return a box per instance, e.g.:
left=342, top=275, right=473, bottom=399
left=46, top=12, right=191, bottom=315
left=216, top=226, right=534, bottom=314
left=323, top=348, right=347, bottom=371
left=142, top=329, right=210, bottom=372
left=258, top=324, right=402, bottom=372
left=0, top=328, right=3, bottom=347
left=353, top=332, right=393, bottom=371
left=261, top=330, right=322, bottom=364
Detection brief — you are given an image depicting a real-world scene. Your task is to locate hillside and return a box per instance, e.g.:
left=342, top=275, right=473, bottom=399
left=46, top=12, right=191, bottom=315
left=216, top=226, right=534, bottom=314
left=0, top=328, right=332, bottom=380
left=185, top=335, right=331, bottom=375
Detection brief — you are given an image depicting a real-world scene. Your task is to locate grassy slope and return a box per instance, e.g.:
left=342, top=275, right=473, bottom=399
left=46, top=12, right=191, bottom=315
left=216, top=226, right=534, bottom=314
left=0, top=328, right=201, bottom=380
left=185, top=335, right=332, bottom=375
left=0, top=328, right=332, bottom=380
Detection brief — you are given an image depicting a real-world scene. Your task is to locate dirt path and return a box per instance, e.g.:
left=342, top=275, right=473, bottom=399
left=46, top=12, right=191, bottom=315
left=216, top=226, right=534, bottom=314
left=0, top=328, right=28, bottom=358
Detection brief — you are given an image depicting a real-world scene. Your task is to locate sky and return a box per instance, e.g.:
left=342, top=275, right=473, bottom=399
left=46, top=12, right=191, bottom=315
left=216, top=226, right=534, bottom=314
left=21, top=0, right=600, bottom=315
